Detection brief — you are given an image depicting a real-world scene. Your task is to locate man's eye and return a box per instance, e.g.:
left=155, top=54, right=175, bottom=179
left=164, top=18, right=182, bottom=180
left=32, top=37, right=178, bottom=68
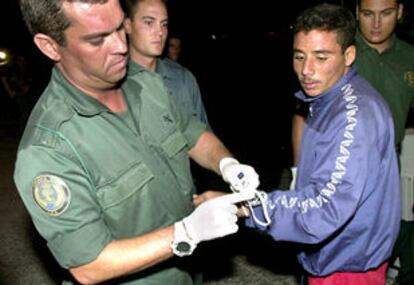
left=362, top=12, right=372, bottom=17
left=317, top=57, right=327, bottom=62
left=89, top=38, right=104, bottom=46
left=294, top=55, right=304, bottom=61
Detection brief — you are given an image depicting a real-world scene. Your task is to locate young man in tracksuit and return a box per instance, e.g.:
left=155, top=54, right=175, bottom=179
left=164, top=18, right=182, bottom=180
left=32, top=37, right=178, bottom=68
left=246, top=4, right=401, bottom=284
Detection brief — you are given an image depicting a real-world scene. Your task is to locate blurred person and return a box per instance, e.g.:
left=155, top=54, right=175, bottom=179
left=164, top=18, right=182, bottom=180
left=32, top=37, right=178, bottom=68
left=14, top=0, right=260, bottom=284
left=167, top=36, right=182, bottom=62
left=245, top=4, right=401, bottom=284
left=0, top=53, right=34, bottom=136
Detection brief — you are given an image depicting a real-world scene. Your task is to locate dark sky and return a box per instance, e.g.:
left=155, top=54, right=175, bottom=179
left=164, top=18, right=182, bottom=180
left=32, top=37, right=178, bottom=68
left=0, top=0, right=30, bottom=52
left=166, top=0, right=340, bottom=34
left=0, top=0, right=349, bottom=53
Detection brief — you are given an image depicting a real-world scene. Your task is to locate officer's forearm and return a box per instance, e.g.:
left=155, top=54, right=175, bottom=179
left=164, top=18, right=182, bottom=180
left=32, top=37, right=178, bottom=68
left=188, top=131, right=232, bottom=174
left=69, top=226, right=175, bottom=284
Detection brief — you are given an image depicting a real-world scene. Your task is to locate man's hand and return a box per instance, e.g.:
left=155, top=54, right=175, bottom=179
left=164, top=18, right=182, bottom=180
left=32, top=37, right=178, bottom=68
left=192, top=191, right=226, bottom=208
left=183, top=192, right=253, bottom=244
left=219, top=158, right=259, bottom=193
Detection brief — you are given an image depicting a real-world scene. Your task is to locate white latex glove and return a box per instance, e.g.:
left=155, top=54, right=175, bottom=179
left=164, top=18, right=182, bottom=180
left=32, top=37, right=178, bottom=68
left=219, top=157, right=259, bottom=193
left=289, top=167, right=297, bottom=191
left=183, top=192, right=254, bottom=244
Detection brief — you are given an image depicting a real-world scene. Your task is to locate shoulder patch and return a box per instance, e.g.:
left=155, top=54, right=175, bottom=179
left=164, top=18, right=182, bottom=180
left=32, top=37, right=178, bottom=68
left=404, top=71, right=414, bottom=88
left=32, top=175, right=71, bottom=216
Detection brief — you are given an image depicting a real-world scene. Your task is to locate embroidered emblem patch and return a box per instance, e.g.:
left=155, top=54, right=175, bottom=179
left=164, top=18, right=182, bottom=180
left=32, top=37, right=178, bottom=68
left=405, top=71, right=414, bottom=87
left=32, top=175, right=71, bottom=216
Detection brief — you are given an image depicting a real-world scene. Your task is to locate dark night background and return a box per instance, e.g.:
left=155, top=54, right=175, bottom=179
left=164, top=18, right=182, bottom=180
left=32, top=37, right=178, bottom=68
left=0, top=0, right=413, bottom=189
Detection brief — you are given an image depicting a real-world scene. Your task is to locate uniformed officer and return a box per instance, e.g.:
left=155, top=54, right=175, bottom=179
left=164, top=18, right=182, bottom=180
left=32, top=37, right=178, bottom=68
left=15, top=0, right=259, bottom=284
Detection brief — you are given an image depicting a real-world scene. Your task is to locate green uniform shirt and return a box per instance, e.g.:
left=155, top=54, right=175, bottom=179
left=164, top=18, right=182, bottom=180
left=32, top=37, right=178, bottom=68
left=355, top=31, right=414, bottom=145
left=14, top=63, right=206, bottom=284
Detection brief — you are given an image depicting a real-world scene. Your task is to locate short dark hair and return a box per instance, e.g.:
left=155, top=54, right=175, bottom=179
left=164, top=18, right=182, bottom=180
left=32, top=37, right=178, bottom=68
left=121, top=0, right=167, bottom=19
left=19, top=0, right=108, bottom=46
left=357, top=0, right=401, bottom=6
left=293, top=3, right=356, bottom=53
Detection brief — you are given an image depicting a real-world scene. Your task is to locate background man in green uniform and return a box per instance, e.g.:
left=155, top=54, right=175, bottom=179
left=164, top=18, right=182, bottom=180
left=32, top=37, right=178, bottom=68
left=355, top=0, right=414, bottom=152
left=14, top=0, right=259, bottom=284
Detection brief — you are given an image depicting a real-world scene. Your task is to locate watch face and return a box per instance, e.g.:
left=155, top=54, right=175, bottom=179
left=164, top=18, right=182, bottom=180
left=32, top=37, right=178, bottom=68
left=176, top=241, right=191, bottom=253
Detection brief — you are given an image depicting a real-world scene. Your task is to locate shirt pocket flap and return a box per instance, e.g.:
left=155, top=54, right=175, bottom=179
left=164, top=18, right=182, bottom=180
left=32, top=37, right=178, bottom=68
left=97, top=162, right=154, bottom=210
left=161, top=131, right=188, bottom=158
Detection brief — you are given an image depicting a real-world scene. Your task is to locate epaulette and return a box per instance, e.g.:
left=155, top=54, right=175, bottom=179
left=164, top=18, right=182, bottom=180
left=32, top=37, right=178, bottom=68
left=33, top=101, right=75, bottom=149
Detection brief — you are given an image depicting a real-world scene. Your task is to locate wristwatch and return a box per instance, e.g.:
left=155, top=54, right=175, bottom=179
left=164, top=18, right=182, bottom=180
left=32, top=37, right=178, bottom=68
left=171, top=221, right=197, bottom=257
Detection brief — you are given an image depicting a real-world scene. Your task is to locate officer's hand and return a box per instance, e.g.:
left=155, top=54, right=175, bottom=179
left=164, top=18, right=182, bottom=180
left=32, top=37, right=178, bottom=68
left=183, top=192, right=253, bottom=244
left=220, top=158, right=259, bottom=193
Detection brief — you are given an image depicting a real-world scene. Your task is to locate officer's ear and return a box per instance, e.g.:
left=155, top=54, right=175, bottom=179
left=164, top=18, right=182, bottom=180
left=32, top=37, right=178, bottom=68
left=33, top=33, right=62, bottom=62
left=344, top=45, right=356, bottom=67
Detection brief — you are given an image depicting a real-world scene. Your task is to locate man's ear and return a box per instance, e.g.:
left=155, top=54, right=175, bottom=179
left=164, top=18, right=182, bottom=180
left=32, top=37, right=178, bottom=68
left=397, top=3, right=404, bottom=21
left=124, top=18, right=132, bottom=35
left=33, top=33, right=62, bottom=62
left=344, top=45, right=356, bottom=67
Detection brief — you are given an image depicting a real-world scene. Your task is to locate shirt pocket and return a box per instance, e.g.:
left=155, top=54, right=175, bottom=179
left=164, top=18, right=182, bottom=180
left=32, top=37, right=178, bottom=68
left=96, top=161, right=154, bottom=210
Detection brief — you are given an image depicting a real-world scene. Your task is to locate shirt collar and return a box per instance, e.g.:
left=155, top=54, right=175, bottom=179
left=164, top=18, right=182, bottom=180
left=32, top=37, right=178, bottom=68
left=127, top=59, right=148, bottom=75
left=156, top=58, right=174, bottom=80
left=51, top=67, right=110, bottom=116
left=127, top=58, right=164, bottom=80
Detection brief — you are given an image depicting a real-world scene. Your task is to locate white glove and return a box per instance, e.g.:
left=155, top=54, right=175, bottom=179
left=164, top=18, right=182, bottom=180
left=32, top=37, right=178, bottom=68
left=219, top=157, right=259, bottom=193
left=182, top=192, right=253, bottom=244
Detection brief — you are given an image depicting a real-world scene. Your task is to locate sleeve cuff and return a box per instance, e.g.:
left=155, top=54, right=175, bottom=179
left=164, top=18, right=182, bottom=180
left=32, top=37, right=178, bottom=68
left=48, top=219, right=112, bottom=268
